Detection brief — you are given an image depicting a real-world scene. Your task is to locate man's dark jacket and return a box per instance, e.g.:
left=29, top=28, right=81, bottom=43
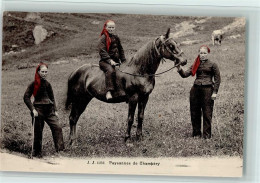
left=178, top=59, right=221, bottom=93
left=24, top=79, right=57, bottom=112
left=98, top=34, right=126, bottom=63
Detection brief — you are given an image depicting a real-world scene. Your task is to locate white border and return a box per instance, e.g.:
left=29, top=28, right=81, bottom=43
left=2, top=0, right=260, bottom=8
left=0, top=1, right=260, bottom=183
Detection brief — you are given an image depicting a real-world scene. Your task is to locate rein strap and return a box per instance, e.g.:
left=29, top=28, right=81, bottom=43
left=116, top=62, right=181, bottom=77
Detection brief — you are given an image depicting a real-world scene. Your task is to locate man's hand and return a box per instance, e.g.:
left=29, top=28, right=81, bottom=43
left=211, top=93, right=217, bottom=100
left=109, top=59, right=117, bottom=66
left=55, top=111, right=59, bottom=118
left=176, top=65, right=181, bottom=72
left=32, top=109, right=38, bottom=117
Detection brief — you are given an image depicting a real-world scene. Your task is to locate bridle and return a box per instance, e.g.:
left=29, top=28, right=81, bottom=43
left=158, top=36, right=184, bottom=59
left=116, top=36, right=184, bottom=77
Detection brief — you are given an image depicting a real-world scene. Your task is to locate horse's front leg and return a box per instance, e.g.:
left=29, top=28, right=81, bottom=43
left=136, top=94, right=149, bottom=141
left=125, top=94, right=138, bottom=142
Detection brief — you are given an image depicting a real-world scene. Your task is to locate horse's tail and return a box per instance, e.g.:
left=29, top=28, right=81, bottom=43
left=65, top=64, right=93, bottom=110
left=65, top=64, right=90, bottom=109
left=65, top=72, right=74, bottom=110
left=65, top=68, right=81, bottom=110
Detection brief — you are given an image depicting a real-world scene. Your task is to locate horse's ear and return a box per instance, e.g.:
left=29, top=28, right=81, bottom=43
left=165, top=28, right=170, bottom=39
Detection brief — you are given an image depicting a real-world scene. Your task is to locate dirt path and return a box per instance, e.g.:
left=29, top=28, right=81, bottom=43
left=0, top=152, right=242, bottom=177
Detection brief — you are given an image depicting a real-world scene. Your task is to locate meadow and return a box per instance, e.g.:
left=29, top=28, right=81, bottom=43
left=1, top=12, right=245, bottom=158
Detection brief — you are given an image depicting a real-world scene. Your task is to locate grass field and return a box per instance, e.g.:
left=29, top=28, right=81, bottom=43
left=1, top=12, right=245, bottom=158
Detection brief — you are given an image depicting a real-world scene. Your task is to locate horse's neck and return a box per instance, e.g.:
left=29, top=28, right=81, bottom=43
left=123, top=41, right=162, bottom=75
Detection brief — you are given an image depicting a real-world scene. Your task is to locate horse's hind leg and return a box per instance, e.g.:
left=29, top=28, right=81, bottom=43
left=136, top=94, right=149, bottom=141
left=125, top=94, right=138, bottom=142
left=69, top=96, right=92, bottom=146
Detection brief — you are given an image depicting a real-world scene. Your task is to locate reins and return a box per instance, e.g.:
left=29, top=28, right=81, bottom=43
left=116, top=37, right=183, bottom=77
left=116, top=62, right=181, bottom=77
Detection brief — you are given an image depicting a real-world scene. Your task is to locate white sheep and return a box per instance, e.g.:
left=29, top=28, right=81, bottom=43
left=212, top=30, right=224, bottom=46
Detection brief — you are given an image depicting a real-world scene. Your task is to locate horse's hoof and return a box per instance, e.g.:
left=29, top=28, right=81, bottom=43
left=126, top=142, right=134, bottom=147
left=124, top=136, right=130, bottom=143
left=69, top=139, right=77, bottom=147
left=71, top=142, right=78, bottom=148
left=69, top=140, right=73, bottom=146
left=136, top=134, right=143, bottom=141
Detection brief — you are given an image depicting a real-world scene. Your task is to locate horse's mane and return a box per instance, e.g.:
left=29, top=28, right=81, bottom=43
left=126, top=40, right=157, bottom=67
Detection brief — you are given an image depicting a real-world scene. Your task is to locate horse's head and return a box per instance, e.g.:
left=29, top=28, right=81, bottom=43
left=157, top=28, right=187, bottom=66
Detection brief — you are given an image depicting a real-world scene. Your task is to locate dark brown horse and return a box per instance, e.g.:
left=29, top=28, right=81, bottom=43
left=66, top=29, right=187, bottom=145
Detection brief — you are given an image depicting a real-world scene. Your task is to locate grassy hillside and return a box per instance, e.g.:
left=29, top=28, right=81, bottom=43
left=1, top=12, right=245, bottom=158
left=2, top=12, right=241, bottom=69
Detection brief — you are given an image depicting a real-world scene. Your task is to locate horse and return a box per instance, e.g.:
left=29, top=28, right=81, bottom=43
left=65, top=28, right=187, bottom=145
